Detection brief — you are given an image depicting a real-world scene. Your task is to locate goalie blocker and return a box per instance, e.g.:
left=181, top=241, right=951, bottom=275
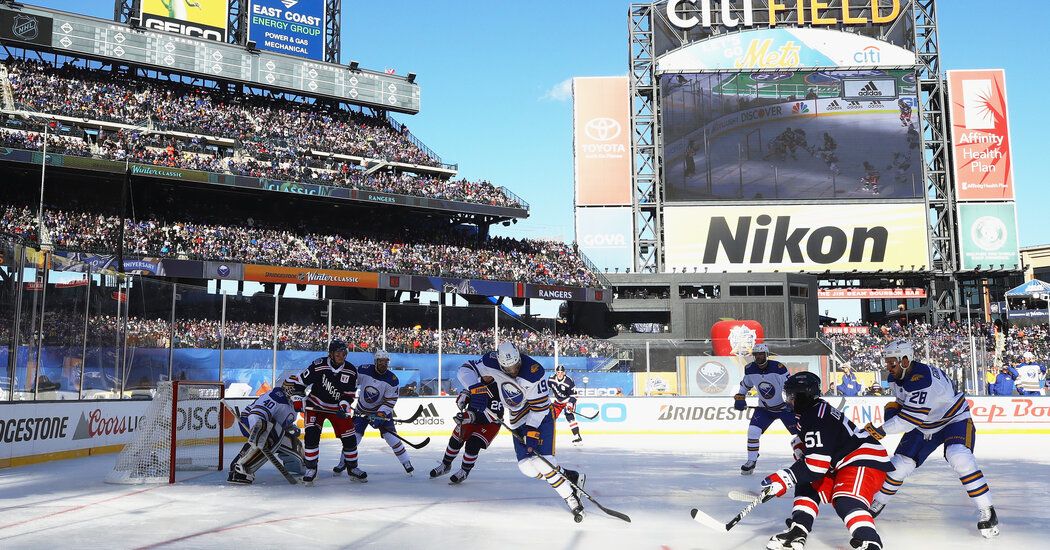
left=228, top=386, right=305, bottom=484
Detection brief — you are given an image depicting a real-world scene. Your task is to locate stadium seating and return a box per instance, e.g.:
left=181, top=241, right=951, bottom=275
left=0, top=60, right=523, bottom=209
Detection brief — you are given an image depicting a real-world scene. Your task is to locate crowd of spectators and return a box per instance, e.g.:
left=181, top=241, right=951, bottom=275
left=0, top=204, right=600, bottom=286
left=25, top=313, right=615, bottom=357
left=2, top=60, right=523, bottom=208
left=823, top=320, right=1049, bottom=373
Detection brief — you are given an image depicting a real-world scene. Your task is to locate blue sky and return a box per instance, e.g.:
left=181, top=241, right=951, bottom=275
left=34, top=0, right=1047, bottom=248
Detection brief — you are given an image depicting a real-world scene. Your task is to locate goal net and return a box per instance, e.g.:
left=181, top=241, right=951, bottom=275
left=743, top=128, right=763, bottom=161
left=105, top=381, right=226, bottom=484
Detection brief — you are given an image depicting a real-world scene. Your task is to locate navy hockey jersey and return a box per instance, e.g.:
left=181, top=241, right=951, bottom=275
left=286, top=356, right=357, bottom=414
left=789, top=399, right=893, bottom=485
left=548, top=374, right=577, bottom=404
left=737, top=360, right=790, bottom=411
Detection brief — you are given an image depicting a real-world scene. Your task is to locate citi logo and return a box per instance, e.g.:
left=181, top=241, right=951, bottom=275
left=854, top=46, right=881, bottom=63
left=584, top=117, right=622, bottom=141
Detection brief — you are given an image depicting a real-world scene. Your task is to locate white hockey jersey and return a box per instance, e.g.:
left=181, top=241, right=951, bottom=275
left=736, top=360, right=790, bottom=411
left=1014, top=363, right=1047, bottom=394
left=468, top=351, right=550, bottom=429
left=243, top=386, right=297, bottom=434
left=354, top=364, right=399, bottom=415
left=882, top=361, right=971, bottom=436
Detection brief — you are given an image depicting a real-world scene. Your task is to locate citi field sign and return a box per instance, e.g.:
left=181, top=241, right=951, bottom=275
left=665, top=0, right=904, bottom=30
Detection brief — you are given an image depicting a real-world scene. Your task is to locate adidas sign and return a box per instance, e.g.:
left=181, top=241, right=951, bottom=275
left=826, top=100, right=842, bottom=111
left=412, top=403, right=445, bottom=426
left=857, top=81, right=883, bottom=97
left=846, top=100, right=863, bottom=110
left=868, top=101, right=883, bottom=108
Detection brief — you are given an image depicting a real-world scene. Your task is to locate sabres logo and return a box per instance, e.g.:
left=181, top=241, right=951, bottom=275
left=363, top=386, right=381, bottom=403
left=501, top=382, right=525, bottom=408
left=758, top=381, right=777, bottom=400
left=910, top=374, right=924, bottom=382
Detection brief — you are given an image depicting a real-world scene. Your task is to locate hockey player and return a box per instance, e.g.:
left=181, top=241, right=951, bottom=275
left=761, top=372, right=893, bottom=550
left=228, top=385, right=304, bottom=484
left=473, top=341, right=588, bottom=520
left=734, top=343, right=797, bottom=475
left=1014, top=352, right=1047, bottom=396
left=283, top=339, right=364, bottom=484
left=430, top=359, right=506, bottom=484
left=549, top=365, right=583, bottom=444
left=334, top=350, right=414, bottom=475
left=898, top=98, right=913, bottom=126
left=864, top=340, right=1000, bottom=538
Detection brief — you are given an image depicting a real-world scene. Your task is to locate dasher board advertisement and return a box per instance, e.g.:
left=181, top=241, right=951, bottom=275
left=663, top=203, right=931, bottom=273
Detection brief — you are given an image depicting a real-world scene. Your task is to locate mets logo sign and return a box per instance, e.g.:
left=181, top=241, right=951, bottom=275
left=500, top=382, right=525, bottom=408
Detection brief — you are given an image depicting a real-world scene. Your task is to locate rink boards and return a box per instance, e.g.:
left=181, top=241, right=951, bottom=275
left=2, top=396, right=1049, bottom=467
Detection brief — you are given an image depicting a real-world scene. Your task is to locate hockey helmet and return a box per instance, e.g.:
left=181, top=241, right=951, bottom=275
left=497, top=341, right=522, bottom=375
left=328, top=339, right=349, bottom=354
left=783, top=371, right=822, bottom=413
left=555, top=364, right=567, bottom=373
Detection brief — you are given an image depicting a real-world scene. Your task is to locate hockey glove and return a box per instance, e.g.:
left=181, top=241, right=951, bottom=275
left=884, top=401, right=901, bottom=421
left=733, top=394, right=747, bottom=411
left=523, top=426, right=541, bottom=456
left=455, top=390, right=470, bottom=411
left=567, top=396, right=577, bottom=413
left=761, top=469, right=796, bottom=498
left=790, top=435, right=805, bottom=461
left=369, top=411, right=389, bottom=429
left=863, top=422, right=886, bottom=441
left=338, top=400, right=353, bottom=418
left=454, top=410, right=476, bottom=425
left=467, top=382, right=492, bottom=410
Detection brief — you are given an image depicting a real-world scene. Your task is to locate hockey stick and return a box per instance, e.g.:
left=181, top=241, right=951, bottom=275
left=496, top=417, right=631, bottom=523
left=351, top=404, right=426, bottom=424
left=377, top=428, right=431, bottom=450
left=728, top=490, right=761, bottom=503
left=690, top=486, right=773, bottom=531
left=569, top=407, right=599, bottom=421
left=222, top=400, right=299, bottom=485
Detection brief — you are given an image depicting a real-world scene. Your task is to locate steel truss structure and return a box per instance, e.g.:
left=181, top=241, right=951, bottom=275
left=115, top=0, right=342, bottom=64
left=628, top=0, right=963, bottom=321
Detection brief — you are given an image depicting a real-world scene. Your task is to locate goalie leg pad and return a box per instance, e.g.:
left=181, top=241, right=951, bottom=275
left=273, top=432, right=305, bottom=476
left=234, top=443, right=268, bottom=476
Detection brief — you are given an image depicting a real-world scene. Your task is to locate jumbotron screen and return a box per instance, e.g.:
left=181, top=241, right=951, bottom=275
left=660, top=69, right=922, bottom=201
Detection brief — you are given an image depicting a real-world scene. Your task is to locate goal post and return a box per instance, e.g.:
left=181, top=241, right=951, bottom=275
left=106, top=380, right=226, bottom=484
left=743, top=128, right=763, bottom=161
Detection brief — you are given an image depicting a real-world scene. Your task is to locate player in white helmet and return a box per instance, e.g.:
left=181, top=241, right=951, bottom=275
left=334, top=350, right=414, bottom=476
left=463, top=341, right=588, bottom=520
left=863, top=339, right=999, bottom=538
left=733, top=343, right=798, bottom=475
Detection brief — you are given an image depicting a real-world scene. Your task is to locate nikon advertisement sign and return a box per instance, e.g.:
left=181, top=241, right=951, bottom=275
left=664, top=203, right=930, bottom=273
left=140, top=0, right=228, bottom=42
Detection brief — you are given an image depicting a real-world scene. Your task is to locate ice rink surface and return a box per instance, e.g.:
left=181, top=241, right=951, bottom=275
left=2, top=432, right=1048, bottom=549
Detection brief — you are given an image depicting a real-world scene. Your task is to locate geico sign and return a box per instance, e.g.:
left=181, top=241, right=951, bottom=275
left=581, top=233, right=627, bottom=247
left=705, top=215, right=889, bottom=265
left=666, top=0, right=901, bottom=30
left=144, top=18, right=224, bottom=41
left=571, top=403, right=627, bottom=423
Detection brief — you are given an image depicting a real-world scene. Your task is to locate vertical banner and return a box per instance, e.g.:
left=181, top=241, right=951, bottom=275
left=140, top=0, right=229, bottom=42
left=948, top=70, right=1015, bottom=200
left=573, top=77, right=632, bottom=206
left=957, top=203, right=1020, bottom=271
left=574, top=207, right=634, bottom=272
left=248, top=0, right=327, bottom=60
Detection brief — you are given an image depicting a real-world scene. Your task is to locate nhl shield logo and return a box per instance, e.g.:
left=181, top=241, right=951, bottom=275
left=695, top=361, right=729, bottom=394
left=12, top=15, right=39, bottom=41
left=729, top=325, right=758, bottom=356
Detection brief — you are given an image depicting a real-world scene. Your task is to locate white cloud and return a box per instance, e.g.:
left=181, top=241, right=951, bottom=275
left=541, top=78, right=573, bottom=102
